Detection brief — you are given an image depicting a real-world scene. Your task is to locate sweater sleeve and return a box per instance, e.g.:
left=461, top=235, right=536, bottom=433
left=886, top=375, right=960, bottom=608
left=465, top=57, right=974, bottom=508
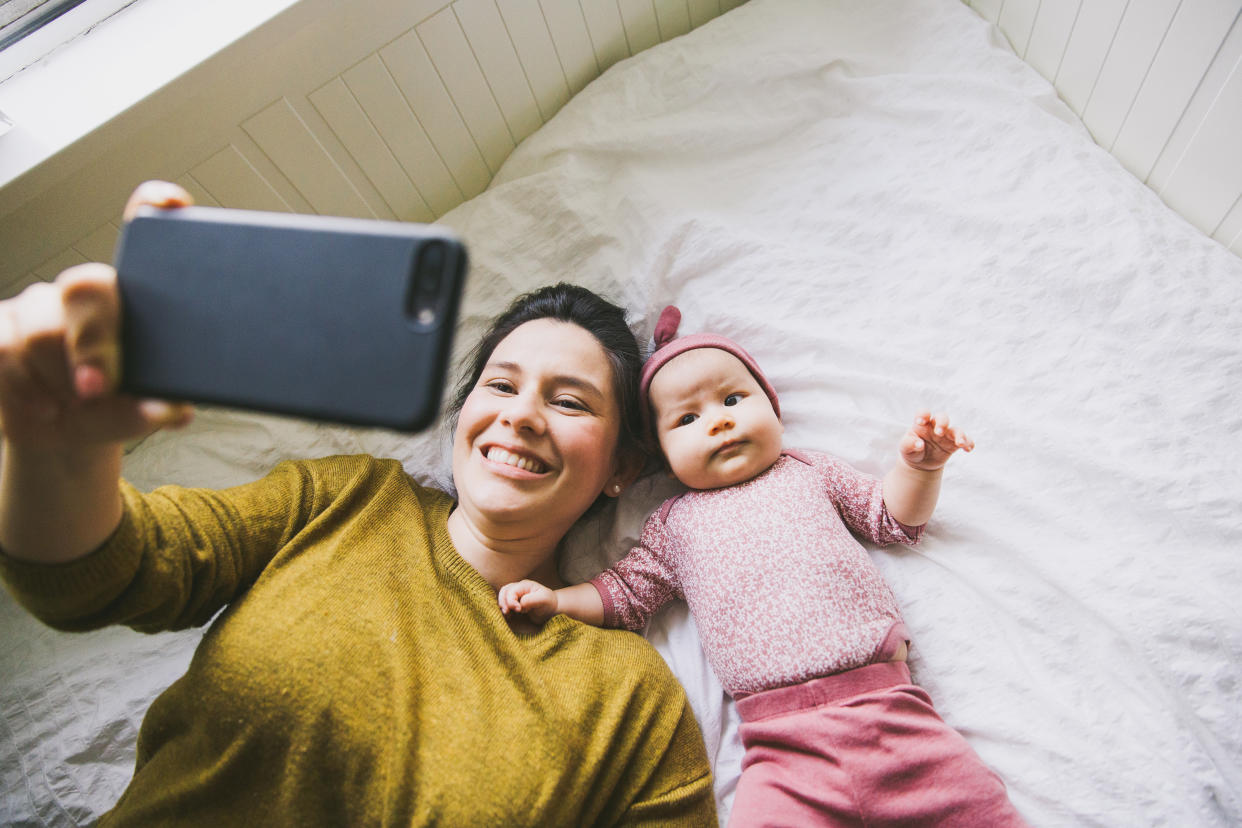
left=615, top=695, right=717, bottom=826
left=589, top=509, right=682, bottom=632
left=803, top=450, right=924, bottom=546
left=0, top=456, right=372, bottom=633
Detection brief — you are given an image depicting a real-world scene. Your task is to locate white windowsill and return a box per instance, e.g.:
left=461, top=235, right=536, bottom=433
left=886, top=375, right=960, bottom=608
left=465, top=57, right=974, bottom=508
left=0, top=0, right=298, bottom=193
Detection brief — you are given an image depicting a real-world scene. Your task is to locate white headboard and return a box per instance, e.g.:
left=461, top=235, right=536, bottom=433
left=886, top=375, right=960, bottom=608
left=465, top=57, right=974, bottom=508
left=0, top=0, right=1238, bottom=299
left=967, top=0, right=1241, bottom=253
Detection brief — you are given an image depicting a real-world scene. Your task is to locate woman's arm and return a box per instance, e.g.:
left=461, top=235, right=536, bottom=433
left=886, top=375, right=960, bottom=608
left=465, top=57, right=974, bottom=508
left=882, top=411, right=974, bottom=526
left=0, top=249, right=193, bottom=562
left=0, top=438, right=125, bottom=563
left=0, top=183, right=195, bottom=563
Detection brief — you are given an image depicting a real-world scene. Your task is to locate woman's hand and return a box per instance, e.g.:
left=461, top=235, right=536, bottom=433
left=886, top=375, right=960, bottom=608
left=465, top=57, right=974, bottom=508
left=0, top=181, right=197, bottom=563
left=898, top=411, right=974, bottom=472
left=498, top=580, right=559, bottom=625
left=0, top=181, right=195, bottom=450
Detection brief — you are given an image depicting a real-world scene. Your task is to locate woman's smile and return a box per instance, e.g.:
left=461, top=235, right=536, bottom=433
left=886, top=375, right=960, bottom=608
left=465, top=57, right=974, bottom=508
left=483, top=445, right=551, bottom=476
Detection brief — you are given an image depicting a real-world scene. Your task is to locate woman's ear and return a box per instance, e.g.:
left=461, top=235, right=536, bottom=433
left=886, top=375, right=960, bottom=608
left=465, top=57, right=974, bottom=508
left=606, top=446, right=647, bottom=497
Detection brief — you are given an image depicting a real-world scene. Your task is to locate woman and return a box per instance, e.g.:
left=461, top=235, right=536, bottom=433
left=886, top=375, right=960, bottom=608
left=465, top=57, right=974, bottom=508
left=0, top=182, right=716, bottom=826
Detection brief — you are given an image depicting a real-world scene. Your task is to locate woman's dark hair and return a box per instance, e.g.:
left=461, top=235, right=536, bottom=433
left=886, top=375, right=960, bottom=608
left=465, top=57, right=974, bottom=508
left=448, top=283, right=646, bottom=463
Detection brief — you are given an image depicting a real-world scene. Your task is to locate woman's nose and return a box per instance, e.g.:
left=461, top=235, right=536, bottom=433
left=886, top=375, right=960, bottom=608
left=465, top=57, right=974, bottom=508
left=501, top=392, right=546, bottom=433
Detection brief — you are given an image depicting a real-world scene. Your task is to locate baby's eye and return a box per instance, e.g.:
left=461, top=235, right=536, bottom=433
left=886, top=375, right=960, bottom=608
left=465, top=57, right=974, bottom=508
left=724, top=393, right=743, bottom=406
left=677, top=413, right=698, bottom=427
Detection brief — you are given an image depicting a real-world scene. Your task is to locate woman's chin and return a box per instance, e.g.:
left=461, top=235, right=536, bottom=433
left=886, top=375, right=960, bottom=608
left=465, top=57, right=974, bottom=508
left=469, top=480, right=559, bottom=525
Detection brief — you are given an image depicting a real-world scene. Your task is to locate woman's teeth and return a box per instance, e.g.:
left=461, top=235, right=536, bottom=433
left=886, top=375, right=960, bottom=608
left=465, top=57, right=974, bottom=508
left=486, top=447, right=548, bottom=474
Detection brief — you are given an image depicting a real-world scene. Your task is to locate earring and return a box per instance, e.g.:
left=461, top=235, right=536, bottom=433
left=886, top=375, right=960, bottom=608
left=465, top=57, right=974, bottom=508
left=609, top=483, right=622, bottom=496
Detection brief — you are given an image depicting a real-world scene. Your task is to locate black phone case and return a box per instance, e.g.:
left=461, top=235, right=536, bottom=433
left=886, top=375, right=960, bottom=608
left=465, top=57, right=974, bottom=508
left=115, top=205, right=467, bottom=432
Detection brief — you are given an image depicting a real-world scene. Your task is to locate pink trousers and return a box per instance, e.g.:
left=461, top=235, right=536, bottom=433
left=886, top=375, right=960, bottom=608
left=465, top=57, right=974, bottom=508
left=728, top=661, right=1028, bottom=827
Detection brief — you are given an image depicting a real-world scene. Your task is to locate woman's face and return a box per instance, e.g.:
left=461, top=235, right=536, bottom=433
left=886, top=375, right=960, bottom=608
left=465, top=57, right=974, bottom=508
left=452, top=319, right=624, bottom=541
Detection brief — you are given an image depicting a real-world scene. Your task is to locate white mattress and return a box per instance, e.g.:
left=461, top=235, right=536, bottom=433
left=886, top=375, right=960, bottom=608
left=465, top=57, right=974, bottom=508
left=4, top=0, right=1241, bottom=824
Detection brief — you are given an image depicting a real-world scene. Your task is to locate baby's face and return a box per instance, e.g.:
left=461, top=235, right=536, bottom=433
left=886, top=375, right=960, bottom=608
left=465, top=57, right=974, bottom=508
left=649, top=348, right=783, bottom=490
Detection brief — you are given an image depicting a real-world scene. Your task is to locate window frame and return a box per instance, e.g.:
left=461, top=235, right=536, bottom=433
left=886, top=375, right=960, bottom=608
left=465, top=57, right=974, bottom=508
left=0, top=0, right=139, bottom=83
left=1, top=0, right=93, bottom=51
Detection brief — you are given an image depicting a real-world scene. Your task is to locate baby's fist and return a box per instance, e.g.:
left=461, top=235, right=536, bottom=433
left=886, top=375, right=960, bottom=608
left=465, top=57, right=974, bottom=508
left=497, top=580, right=558, bottom=625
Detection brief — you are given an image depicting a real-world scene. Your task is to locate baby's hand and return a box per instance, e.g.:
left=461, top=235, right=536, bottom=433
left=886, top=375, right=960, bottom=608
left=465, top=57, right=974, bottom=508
left=497, top=580, right=559, bottom=625
left=899, top=411, right=975, bottom=472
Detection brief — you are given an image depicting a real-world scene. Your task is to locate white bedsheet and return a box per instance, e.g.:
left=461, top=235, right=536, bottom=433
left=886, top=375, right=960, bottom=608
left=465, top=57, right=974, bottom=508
left=4, top=0, right=1241, bottom=824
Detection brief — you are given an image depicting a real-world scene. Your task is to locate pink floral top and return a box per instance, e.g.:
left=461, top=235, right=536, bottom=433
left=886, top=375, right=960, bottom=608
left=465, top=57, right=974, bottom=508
left=590, top=450, right=922, bottom=697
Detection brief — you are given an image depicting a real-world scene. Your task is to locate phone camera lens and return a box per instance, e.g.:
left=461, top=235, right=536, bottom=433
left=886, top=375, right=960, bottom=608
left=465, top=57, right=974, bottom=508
left=419, top=243, right=445, bottom=294
left=407, top=241, right=452, bottom=328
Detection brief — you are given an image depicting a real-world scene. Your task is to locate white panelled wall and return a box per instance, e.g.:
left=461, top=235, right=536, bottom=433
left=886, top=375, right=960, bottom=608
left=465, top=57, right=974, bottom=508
left=0, top=0, right=742, bottom=296
left=969, top=0, right=1242, bottom=254
left=0, top=0, right=1238, bottom=298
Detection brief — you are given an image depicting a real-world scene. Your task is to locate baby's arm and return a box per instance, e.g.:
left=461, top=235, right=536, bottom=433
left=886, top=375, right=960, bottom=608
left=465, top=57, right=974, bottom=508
left=501, top=513, right=679, bottom=630
left=882, top=411, right=974, bottom=527
left=497, top=581, right=604, bottom=626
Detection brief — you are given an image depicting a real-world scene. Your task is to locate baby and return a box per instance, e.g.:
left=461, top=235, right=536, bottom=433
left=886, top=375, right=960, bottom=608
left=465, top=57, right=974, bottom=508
left=499, top=306, right=1027, bottom=826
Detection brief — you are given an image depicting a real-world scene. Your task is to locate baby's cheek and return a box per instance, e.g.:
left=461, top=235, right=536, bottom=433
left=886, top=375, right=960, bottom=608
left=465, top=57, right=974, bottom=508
left=661, top=440, right=701, bottom=484
left=667, top=460, right=700, bottom=488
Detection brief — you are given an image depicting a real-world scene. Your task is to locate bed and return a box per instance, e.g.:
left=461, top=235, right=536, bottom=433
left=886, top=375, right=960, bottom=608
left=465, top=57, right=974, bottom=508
left=4, top=0, right=1241, bottom=824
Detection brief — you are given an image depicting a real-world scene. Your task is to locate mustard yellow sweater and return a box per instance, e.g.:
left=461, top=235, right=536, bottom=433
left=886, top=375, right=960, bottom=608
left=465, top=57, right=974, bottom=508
left=0, top=455, right=715, bottom=826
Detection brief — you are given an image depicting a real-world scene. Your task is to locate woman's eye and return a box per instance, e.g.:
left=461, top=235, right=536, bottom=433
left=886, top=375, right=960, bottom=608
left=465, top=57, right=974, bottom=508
left=486, top=380, right=516, bottom=394
left=677, top=413, right=698, bottom=427
left=724, top=393, right=742, bottom=406
left=554, top=398, right=587, bottom=412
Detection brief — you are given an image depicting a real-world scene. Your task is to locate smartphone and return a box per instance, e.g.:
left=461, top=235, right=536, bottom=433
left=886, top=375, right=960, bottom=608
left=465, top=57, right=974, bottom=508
left=114, top=205, right=468, bottom=432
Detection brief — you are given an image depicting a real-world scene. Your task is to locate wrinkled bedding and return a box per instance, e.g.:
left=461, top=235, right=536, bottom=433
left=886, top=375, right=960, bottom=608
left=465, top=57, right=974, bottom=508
left=4, top=0, right=1241, bottom=824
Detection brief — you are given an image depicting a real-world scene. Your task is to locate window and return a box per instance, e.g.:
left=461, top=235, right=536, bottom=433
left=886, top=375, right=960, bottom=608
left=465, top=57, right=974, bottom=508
left=0, top=0, right=91, bottom=51
left=0, top=0, right=137, bottom=83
